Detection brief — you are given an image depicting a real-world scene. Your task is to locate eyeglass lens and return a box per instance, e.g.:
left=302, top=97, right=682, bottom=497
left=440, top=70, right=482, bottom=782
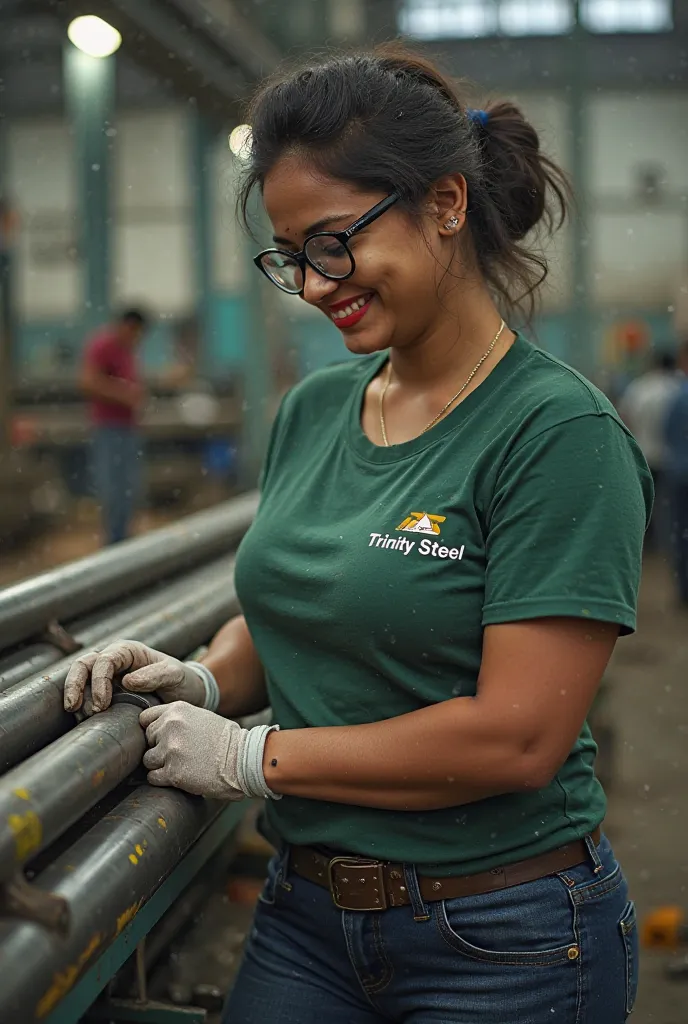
left=261, top=234, right=354, bottom=293
left=259, top=252, right=303, bottom=294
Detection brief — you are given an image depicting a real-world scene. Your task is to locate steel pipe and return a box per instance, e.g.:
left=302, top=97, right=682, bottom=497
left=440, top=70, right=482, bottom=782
left=0, top=492, right=256, bottom=650
left=0, top=556, right=238, bottom=773
left=0, top=786, right=226, bottom=1023
left=0, top=702, right=150, bottom=884
left=0, top=567, right=225, bottom=696
left=0, top=643, right=57, bottom=694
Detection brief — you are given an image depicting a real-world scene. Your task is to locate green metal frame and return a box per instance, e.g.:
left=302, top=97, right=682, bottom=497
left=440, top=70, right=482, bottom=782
left=45, top=802, right=248, bottom=1024
left=63, top=43, right=115, bottom=330
left=85, top=998, right=206, bottom=1023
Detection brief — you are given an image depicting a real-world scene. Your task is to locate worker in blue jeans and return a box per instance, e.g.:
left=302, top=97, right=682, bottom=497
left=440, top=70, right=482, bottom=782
left=664, top=341, right=688, bottom=604
left=65, top=48, right=649, bottom=1023
left=91, top=426, right=143, bottom=546
left=81, top=309, right=148, bottom=544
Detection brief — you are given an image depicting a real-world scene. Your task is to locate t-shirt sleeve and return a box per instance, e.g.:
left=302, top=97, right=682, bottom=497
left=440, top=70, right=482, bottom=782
left=84, top=338, right=111, bottom=374
left=482, top=413, right=653, bottom=634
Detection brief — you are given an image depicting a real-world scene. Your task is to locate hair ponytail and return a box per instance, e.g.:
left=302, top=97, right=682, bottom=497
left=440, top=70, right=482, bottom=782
left=240, top=42, right=570, bottom=319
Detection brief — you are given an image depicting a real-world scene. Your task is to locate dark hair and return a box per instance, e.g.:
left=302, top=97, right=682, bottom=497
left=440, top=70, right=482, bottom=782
left=654, top=350, right=676, bottom=372
left=238, top=43, right=570, bottom=320
left=119, top=307, right=149, bottom=329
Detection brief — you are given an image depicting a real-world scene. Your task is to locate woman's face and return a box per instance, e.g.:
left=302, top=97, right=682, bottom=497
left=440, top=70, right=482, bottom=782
left=261, top=155, right=466, bottom=356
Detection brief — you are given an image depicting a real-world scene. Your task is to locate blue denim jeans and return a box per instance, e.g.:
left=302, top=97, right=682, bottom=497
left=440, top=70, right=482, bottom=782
left=223, top=834, right=638, bottom=1024
left=92, top=427, right=143, bottom=545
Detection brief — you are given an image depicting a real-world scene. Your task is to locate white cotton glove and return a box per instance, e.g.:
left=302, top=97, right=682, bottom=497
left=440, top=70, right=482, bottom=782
left=139, top=701, right=281, bottom=801
left=63, top=640, right=219, bottom=715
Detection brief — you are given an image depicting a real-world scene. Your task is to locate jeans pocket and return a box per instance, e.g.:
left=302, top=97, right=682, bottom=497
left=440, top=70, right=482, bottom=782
left=435, top=874, right=579, bottom=966
left=619, top=901, right=639, bottom=1016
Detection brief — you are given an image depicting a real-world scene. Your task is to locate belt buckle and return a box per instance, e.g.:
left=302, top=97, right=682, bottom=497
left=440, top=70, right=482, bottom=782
left=327, top=856, right=388, bottom=912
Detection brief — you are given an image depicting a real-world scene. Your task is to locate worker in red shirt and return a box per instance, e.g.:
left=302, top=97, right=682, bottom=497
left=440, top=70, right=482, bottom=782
left=81, top=308, right=149, bottom=545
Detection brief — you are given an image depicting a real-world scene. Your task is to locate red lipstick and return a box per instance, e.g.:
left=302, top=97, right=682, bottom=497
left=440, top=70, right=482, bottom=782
left=327, top=292, right=375, bottom=330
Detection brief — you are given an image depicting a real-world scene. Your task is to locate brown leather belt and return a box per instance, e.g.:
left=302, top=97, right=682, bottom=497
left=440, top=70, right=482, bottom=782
left=289, top=827, right=601, bottom=912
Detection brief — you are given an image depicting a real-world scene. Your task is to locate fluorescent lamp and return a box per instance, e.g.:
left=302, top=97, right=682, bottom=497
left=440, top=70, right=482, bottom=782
left=67, top=15, right=122, bottom=59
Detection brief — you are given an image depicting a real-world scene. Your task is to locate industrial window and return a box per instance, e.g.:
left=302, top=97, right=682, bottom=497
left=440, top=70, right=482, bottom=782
left=399, top=1, right=498, bottom=39
left=580, top=0, right=673, bottom=33
left=499, top=1, right=573, bottom=35
left=399, top=0, right=673, bottom=37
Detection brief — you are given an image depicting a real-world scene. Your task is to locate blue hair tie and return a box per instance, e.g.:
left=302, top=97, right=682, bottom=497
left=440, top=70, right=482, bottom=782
left=467, top=108, right=489, bottom=128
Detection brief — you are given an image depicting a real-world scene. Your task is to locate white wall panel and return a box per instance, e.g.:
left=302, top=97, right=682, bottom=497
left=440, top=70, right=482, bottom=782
left=115, top=109, right=190, bottom=210
left=513, top=92, right=572, bottom=311
left=589, top=93, right=688, bottom=194
left=6, top=118, right=81, bottom=320
left=113, top=221, right=195, bottom=314
left=112, top=108, right=194, bottom=315
left=591, top=211, right=687, bottom=305
left=211, top=137, right=246, bottom=293
left=588, top=92, right=688, bottom=304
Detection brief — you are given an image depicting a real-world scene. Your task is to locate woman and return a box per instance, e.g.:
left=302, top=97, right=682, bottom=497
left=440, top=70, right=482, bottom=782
left=65, top=45, right=652, bottom=1024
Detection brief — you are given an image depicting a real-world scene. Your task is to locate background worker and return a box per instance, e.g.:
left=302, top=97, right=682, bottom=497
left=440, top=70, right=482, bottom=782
left=66, top=46, right=651, bottom=1024
left=81, top=308, right=149, bottom=545
left=618, top=350, right=679, bottom=551
left=663, top=341, right=688, bottom=604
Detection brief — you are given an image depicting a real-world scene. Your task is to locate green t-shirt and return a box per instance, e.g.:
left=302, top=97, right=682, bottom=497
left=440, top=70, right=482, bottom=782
left=234, top=335, right=652, bottom=875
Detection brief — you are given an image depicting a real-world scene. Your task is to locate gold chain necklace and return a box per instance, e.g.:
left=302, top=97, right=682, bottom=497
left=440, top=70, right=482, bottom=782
left=379, top=319, right=506, bottom=447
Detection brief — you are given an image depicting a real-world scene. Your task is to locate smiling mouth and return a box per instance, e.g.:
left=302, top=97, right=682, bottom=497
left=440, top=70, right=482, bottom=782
left=328, top=293, right=375, bottom=328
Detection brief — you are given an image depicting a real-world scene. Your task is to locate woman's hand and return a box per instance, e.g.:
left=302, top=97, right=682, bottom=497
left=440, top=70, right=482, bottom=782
left=63, top=640, right=208, bottom=714
left=139, top=701, right=280, bottom=801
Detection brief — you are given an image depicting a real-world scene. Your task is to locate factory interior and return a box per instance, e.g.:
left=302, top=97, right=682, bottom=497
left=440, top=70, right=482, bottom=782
left=0, top=1, right=687, bottom=1022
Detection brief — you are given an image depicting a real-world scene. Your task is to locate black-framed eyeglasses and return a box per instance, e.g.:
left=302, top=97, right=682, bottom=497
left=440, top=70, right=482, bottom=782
left=254, top=193, right=400, bottom=295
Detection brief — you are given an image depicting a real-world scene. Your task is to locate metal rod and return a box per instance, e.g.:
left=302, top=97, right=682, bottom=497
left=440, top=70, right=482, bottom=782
left=0, top=562, right=230, bottom=696
left=0, top=643, right=58, bottom=694
left=0, top=786, right=228, bottom=1023
left=0, top=702, right=146, bottom=883
left=0, top=492, right=256, bottom=650
left=0, top=556, right=238, bottom=774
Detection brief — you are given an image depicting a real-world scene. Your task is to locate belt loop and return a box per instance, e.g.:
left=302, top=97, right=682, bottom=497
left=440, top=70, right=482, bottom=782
left=278, top=844, right=293, bottom=891
left=403, top=864, right=430, bottom=922
left=584, top=833, right=603, bottom=875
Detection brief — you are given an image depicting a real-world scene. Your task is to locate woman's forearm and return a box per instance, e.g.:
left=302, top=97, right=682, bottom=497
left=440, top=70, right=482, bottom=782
left=262, top=696, right=545, bottom=811
left=200, top=615, right=268, bottom=717
left=260, top=620, right=612, bottom=812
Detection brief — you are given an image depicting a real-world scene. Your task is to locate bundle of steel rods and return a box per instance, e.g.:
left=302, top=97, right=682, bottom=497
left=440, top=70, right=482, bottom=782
left=0, top=494, right=258, bottom=1022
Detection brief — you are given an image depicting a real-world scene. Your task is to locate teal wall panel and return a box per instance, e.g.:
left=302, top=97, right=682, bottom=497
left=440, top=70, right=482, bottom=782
left=13, top=305, right=678, bottom=383
left=14, top=318, right=176, bottom=379
left=207, top=295, right=249, bottom=369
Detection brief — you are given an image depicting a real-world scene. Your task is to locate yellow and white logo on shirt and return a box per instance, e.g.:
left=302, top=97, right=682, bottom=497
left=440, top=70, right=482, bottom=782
left=368, top=512, right=462, bottom=561
left=396, top=512, right=446, bottom=536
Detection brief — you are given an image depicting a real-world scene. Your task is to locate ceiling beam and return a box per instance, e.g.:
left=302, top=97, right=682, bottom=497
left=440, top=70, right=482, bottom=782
left=413, top=32, right=688, bottom=91
left=59, top=0, right=282, bottom=116
left=166, top=0, right=281, bottom=81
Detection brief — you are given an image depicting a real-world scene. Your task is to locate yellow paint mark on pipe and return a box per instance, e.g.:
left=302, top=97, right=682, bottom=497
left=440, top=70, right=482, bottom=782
left=8, top=810, right=42, bottom=861
left=157, top=817, right=167, bottom=829
left=13, top=788, right=30, bottom=801
left=128, top=853, right=138, bottom=865
left=35, top=933, right=102, bottom=1018
left=115, top=899, right=142, bottom=935
left=135, top=844, right=143, bottom=856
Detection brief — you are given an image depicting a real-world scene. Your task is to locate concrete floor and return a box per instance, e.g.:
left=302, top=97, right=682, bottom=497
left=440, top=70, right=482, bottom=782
left=0, top=502, right=181, bottom=587
left=604, top=553, right=688, bottom=1023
